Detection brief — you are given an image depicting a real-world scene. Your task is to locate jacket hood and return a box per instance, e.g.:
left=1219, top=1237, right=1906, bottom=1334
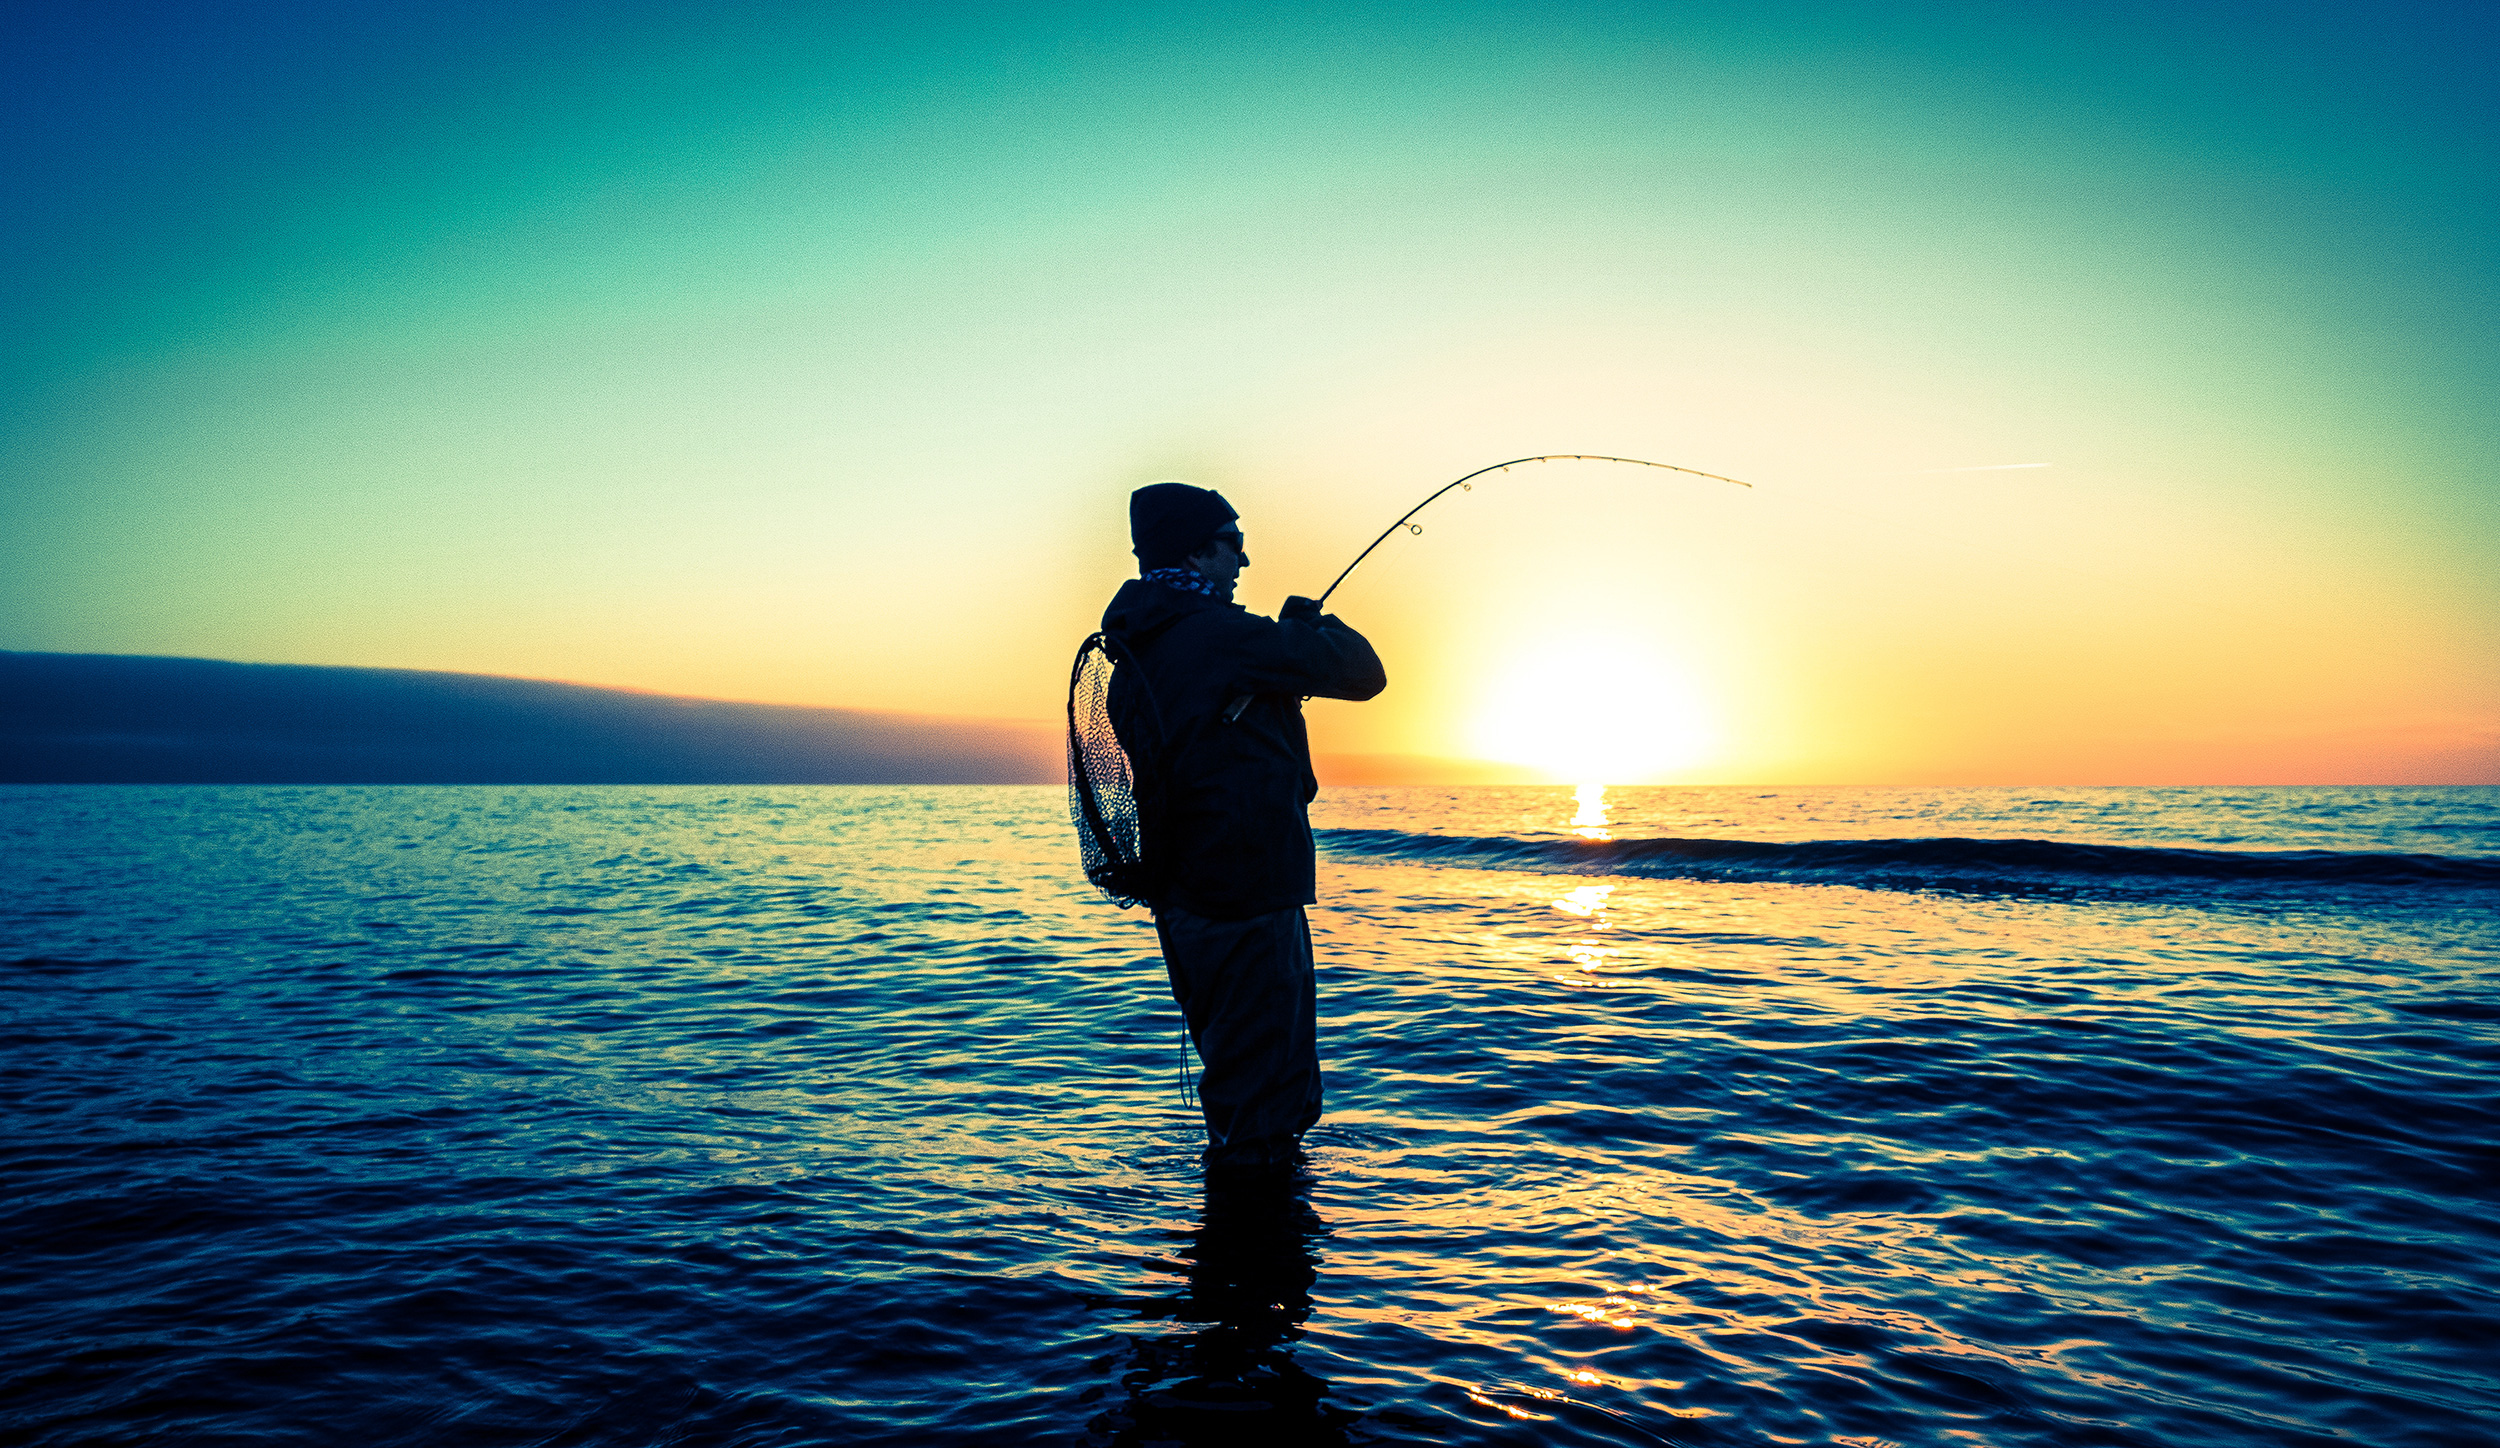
left=1102, top=577, right=1235, bottom=640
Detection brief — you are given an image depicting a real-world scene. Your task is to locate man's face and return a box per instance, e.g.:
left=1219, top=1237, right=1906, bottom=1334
left=1187, top=525, right=1247, bottom=596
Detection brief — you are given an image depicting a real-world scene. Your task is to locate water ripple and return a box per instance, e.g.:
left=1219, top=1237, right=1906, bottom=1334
left=1, top=785, right=2494, bottom=1446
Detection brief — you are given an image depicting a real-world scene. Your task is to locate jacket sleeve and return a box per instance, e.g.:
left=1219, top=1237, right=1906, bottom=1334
left=1215, top=611, right=1387, bottom=702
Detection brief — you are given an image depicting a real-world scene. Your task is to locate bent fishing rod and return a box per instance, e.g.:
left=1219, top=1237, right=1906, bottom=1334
left=1311, top=454, right=1752, bottom=610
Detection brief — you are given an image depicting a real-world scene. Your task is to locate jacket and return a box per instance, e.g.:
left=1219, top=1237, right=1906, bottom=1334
left=1099, top=578, right=1387, bottom=920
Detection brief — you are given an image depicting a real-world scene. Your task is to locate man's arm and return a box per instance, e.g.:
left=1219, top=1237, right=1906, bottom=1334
left=1223, top=600, right=1386, bottom=702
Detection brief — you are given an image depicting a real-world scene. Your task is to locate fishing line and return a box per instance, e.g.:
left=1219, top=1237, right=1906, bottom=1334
left=1312, top=454, right=1753, bottom=610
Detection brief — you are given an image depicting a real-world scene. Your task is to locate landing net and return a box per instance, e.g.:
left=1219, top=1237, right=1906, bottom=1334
left=1066, top=631, right=1163, bottom=909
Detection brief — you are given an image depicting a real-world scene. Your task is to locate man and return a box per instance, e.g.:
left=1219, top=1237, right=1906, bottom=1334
left=1101, top=481, right=1387, bottom=1172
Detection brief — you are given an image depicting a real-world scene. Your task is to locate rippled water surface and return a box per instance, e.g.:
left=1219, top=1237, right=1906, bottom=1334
left=4, top=785, right=2496, bottom=1446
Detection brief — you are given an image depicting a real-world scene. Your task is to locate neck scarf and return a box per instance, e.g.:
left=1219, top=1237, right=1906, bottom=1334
left=1142, top=567, right=1222, bottom=599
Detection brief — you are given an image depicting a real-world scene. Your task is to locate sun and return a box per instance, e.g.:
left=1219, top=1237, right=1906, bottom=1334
left=1470, top=636, right=1716, bottom=782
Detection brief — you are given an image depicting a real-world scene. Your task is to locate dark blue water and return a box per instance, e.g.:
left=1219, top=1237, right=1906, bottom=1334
left=3, top=785, right=2495, bottom=1445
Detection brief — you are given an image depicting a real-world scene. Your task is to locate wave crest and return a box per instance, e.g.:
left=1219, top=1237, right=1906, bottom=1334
left=1316, top=828, right=2500, bottom=892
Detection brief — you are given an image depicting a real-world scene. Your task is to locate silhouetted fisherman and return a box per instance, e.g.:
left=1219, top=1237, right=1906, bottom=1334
left=1100, top=483, right=1386, bottom=1172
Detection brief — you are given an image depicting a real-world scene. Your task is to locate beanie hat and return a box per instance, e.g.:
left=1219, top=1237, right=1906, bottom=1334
left=1129, top=482, right=1239, bottom=571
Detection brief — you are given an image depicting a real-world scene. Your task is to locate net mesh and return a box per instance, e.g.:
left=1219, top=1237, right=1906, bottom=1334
left=1066, top=631, right=1162, bottom=908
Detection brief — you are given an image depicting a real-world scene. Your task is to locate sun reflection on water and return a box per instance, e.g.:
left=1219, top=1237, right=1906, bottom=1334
left=1571, top=782, right=1611, bottom=839
left=1551, top=882, right=1614, bottom=917
left=1551, top=881, right=1616, bottom=983
left=1552, top=1288, right=1643, bottom=1329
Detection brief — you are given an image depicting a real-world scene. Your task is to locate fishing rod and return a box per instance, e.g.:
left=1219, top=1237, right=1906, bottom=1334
left=1311, top=454, right=1752, bottom=611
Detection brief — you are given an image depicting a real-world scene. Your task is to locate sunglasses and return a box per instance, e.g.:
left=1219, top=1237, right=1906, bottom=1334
left=1211, top=529, right=1245, bottom=552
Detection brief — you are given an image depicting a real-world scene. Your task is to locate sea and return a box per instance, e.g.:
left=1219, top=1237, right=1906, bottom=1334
left=2, top=784, right=2495, bottom=1447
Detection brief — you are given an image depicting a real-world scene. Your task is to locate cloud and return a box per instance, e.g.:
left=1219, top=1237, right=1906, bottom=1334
left=0, top=652, right=1059, bottom=784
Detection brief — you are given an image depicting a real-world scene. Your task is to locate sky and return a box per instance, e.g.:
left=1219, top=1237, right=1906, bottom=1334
left=4, top=0, right=2494, bottom=783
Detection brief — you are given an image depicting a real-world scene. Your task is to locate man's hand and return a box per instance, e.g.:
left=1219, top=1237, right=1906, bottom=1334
left=1280, top=595, right=1322, bottom=624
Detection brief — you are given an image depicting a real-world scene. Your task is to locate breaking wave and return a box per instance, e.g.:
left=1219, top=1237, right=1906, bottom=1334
left=1317, top=827, right=2500, bottom=893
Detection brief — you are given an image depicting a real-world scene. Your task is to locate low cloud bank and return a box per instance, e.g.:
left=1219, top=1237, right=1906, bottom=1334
left=0, top=652, right=1061, bottom=784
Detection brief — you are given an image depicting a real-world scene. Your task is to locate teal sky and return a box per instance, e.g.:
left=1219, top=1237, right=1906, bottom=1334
left=5, top=1, right=2493, bottom=780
